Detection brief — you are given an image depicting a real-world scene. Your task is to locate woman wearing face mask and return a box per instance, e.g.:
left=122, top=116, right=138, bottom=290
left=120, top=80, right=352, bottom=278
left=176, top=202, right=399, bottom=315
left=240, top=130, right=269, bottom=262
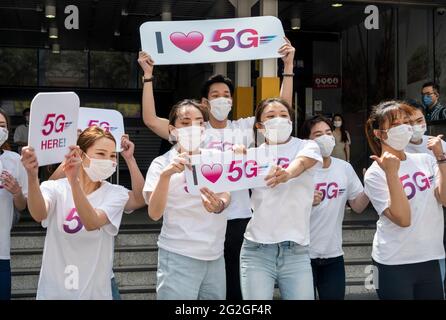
left=331, top=114, right=351, bottom=162
left=138, top=40, right=295, bottom=300
left=0, top=108, right=28, bottom=300
left=239, top=98, right=322, bottom=300
left=20, top=126, right=142, bottom=299
left=300, top=115, right=369, bottom=300
left=364, top=100, right=446, bottom=300
left=143, top=99, right=230, bottom=300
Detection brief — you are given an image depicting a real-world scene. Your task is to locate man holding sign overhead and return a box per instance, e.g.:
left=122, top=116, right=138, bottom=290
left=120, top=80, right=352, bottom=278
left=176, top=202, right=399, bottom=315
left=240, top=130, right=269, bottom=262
left=138, top=16, right=295, bottom=300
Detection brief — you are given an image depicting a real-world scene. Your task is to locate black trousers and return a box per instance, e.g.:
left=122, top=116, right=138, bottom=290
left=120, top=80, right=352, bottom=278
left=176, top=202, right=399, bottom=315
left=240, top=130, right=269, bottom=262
left=373, top=259, right=444, bottom=300
left=311, top=255, right=346, bottom=300
left=224, top=217, right=250, bottom=301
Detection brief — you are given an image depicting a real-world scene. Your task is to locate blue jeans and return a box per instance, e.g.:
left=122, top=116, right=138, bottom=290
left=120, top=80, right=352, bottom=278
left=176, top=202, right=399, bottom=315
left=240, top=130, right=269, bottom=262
left=111, top=277, right=121, bottom=300
left=156, top=248, right=226, bottom=300
left=240, top=239, right=314, bottom=300
left=0, top=259, right=11, bottom=300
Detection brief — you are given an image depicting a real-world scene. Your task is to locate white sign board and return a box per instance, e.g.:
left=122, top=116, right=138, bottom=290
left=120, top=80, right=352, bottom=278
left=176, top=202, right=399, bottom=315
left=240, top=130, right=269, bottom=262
left=185, top=148, right=274, bottom=194
left=28, top=92, right=79, bottom=166
left=78, top=108, right=125, bottom=152
left=140, top=16, right=285, bottom=65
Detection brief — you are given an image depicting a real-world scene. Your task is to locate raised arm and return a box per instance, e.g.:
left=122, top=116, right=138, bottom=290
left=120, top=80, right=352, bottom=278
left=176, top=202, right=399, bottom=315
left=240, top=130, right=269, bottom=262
left=279, top=37, right=295, bottom=107
left=120, top=135, right=146, bottom=211
left=21, top=147, right=48, bottom=222
left=371, top=152, right=411, bottom=227
left=138, top=51, right=170, bottom=140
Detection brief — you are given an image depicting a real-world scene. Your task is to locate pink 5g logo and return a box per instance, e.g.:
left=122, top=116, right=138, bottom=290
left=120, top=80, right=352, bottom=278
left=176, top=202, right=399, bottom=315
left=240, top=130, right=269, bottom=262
left=210, top=29, right=276, bottom=52
left=400, top=171, right=431, bottom=200
left=42, top=113, right=66, bottom=136
left=315, top=182, right=339, bottom=201
left=88, top=120, right=111, bottom=132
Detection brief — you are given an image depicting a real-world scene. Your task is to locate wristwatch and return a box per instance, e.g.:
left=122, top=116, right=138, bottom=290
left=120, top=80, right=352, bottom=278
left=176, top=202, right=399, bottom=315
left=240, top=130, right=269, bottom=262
left=142, top=75, right=153, bottom=84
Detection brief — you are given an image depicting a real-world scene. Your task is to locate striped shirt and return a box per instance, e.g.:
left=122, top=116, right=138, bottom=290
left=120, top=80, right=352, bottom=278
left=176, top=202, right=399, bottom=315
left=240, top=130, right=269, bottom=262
left=425, top=102, right=446, bottom=122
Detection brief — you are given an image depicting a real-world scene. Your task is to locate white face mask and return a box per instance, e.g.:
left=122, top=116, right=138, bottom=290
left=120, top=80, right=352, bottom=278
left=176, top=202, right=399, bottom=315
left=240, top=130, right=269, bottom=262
left=83, top=154, right=117, bottom=182
left=175, top=126, right=204, bottom=152
left=0, top=127, right=8, bottom=146
left=263, top=117, right=293, bottom=144
left=411, top=124, right=426, bottom=142
left=383, top=124, right=413, bottom=151
left=314, top=134, right=336, bottom=157
left=209, top=97, right=232, bottom=121
left=333, top=121, right=342, bottom=128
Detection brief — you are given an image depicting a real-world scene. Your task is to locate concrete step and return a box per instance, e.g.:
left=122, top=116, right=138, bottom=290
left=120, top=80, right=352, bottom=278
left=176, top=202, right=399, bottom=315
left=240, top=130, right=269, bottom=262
left=11, top=264, right=158, bottom=291
left=343, top=241, right=372, bottom=260
left=342, top=225, right=375, bottom=243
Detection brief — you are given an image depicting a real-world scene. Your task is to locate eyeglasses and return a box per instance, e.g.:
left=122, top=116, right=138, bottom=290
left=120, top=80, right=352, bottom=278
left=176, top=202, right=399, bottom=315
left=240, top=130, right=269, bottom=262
left=422, top=92, right=436, bottom=96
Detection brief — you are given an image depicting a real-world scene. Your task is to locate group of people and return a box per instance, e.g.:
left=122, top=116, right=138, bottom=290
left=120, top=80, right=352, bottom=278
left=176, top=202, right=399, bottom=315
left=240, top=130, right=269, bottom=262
left=0, top=38, right=445, bottom=301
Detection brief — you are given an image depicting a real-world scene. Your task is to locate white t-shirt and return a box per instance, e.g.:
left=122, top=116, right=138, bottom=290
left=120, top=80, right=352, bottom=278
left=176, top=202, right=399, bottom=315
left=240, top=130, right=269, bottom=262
left=406, top=135, right=446, bottom=158
left=310, top=158, right=364, bottom=259
left=364, top=152, right=445, bottom=265
left=37, top=178, right=129, bottom=300
left=0, top=150, right=28, bottom=259
left=143, top=148, right=227, bottom=261
left=203, top=117, right=255, bottom=220
left=245, top=137, right=323, bottom=245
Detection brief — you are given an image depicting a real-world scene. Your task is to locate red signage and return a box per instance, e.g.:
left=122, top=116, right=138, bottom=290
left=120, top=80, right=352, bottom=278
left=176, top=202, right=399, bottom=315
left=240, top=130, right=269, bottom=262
left=313, top=75, right=341, bottom=89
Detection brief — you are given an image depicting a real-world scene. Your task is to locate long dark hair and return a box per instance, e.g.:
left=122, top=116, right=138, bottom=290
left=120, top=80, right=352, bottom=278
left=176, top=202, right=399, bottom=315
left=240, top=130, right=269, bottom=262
left=333, top=113, right=349, bottom=143
left=0, top=108, right=11, bottom=151
left=253, top=98, right=294, bottom=146
left=300, top=115, right=334, bottom=139
left=365, top=100, right=414, bottom=156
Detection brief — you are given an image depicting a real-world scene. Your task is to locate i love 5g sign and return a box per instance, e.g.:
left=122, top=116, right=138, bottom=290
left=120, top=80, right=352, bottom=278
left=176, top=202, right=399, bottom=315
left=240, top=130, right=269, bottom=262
left=185, top=148, right=274, bottom=194
left=140, top=16, right=285, bottom=65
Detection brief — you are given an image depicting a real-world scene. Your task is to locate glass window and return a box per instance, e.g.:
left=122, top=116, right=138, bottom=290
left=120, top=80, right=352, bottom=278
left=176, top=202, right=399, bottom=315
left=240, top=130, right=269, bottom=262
left=398, top=8, right=434, bottom=100
left=39, top=50, right=88, bottom=87
left=0, top=48, right=37, bottom=86
left=90, top=51, right=137, bottom=89
left=435, top=13, right=446, bottom=100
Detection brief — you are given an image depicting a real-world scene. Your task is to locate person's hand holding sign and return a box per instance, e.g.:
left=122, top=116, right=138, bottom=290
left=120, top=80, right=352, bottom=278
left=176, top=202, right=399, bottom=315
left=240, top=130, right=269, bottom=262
left=161, top=152, right=190, bottom=178
left=63, top=146, right=82, bottom=185
left=138, top=51, right=154, bottom=78
left=278, top=37, right=295, bottom=68
left=21, top=147, right=39, bottom=179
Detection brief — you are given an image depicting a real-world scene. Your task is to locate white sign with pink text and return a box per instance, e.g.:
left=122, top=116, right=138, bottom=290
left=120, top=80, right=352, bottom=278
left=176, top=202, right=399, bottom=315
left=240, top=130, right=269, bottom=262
left=140, top=16, right=285, bottom=65
left=78, top=107, right=125, bottom=152
left=185, top=148, right=275, bottom=194
left=28, top=92, right=80, bottom=166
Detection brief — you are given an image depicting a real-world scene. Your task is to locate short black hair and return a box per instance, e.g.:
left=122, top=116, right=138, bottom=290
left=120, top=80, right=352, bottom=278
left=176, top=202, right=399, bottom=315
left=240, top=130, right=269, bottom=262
left=22, top=108, right=30, bottom=116
left=422, top=81, right=440, bottom=95
left=300, top=115, right=334, bottom=139
left=200, top=74, right=234, bottom=99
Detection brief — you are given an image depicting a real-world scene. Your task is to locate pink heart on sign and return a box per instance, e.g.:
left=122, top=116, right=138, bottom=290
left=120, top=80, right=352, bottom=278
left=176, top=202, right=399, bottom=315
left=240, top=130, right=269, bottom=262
left=170, top=31, right=204, bottom=53
left=201, top=164, right=223, bottom=184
